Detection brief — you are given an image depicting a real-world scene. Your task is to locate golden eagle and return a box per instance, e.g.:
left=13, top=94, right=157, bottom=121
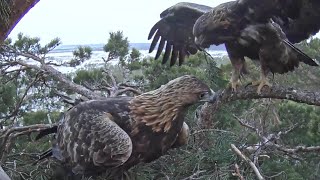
left=148, top=1, right=320, bottom=93
left=36, top=75, right=216, bottom=178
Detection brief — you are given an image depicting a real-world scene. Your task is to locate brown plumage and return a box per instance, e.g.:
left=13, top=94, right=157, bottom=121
left=36, top=75, right=216, bottom=178
left=148, top=1, right=320, bottom=94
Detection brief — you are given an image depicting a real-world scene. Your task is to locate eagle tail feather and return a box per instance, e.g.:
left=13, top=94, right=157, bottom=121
left=283, top=40, right=319, bottom=66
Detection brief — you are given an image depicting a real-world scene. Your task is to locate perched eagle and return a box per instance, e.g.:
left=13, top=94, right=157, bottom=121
left=36, top=75, right=216, bottom=178
left=148, top=0, right=320, bottom=93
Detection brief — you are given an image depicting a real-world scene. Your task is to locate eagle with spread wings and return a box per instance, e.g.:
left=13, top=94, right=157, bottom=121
left=36, top=75, right=216, bottom=178
left=148, top=0, right=320, bottom=93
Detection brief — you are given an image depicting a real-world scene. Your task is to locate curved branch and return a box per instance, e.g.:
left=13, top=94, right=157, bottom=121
left=0, top=124, right=54, bottom=161
left=214, top=85, right=320, bottom=108
left=198, top=85, right=320, bottom=128
left=113, top=87, right=142, bottom=97
left=0, top=0, right=40, bottom=41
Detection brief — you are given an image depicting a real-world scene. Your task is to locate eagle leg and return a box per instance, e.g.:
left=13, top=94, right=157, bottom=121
left=229, top=61, right=242, bottom=92
left=251, top=67, right=272, bottom=94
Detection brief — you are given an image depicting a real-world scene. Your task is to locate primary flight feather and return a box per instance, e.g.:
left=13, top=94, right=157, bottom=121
left=148, top=0, right=320, bottom=93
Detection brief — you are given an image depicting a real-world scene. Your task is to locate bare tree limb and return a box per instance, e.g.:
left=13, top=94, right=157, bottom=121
left=0, top=124, right=54, bottom=161
left=235, top=116, right=320, bottom=157
left=231, top=144, right=265, bottom=180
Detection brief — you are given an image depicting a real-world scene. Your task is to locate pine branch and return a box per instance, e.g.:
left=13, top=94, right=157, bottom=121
left=199, top=85, right=320, bottom=128
left=213, top=85, right=320, bottom=109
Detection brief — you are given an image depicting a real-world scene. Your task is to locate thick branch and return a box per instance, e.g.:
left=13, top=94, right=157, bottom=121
left=199, top=85, right=320, bottom=128
left=2, top=46, right=103, bottom=100
left=0, top=0, right=40, bottom=41
left=41, top=64, right=103, bottom=99
left=214, top=85, right=320, bottom=110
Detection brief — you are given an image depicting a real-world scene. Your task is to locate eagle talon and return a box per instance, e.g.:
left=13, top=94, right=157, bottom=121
left=251, top=80, right=272, bottom=94
left=229, top=81, right=241, bottom=92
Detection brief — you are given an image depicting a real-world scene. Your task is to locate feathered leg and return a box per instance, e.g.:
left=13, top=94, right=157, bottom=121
left=229, top=57, right=245, bottom=91
left=225, top=43, right=247, bottom=92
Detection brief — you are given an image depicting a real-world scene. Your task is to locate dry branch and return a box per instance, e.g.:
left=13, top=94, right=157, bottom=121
left=0, top=124, right=54, bottom=161
left=231, top=144, right=265, bottom=180
left=234, top=116, right=320, bottom=156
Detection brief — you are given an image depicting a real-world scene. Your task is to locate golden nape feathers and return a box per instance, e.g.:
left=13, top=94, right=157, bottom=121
left=129, top=75, right=214, bottom=133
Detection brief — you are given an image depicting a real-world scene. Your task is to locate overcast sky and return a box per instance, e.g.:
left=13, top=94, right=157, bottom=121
left=8, top=0, right=320, bottom=45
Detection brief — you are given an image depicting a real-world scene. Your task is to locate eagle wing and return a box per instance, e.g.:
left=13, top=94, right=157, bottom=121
left=148, top=2, right=212, bottom=66
left=237, top=0, right=320, bottom=43
left=55, top=99, right=133, bottom=175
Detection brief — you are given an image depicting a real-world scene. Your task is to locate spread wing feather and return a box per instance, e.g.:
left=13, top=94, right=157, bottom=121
left=148, top=2, right=212, bottom=66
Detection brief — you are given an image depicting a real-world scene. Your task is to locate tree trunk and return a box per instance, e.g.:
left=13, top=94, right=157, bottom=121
left=0, top=0, right=40, bottom=42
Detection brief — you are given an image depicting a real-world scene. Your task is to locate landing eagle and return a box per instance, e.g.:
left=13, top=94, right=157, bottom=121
left=36, top=75, right=216, bottom=178
left=148, top=0, right=320, bottom=93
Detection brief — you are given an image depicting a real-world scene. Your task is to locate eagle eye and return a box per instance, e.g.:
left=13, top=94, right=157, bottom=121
left=199, top=92, right=208, bottom=99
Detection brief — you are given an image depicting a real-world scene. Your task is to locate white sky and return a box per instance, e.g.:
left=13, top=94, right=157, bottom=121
left=8, top=0, right=320, bottom=45
left=7, top=0, right=229, bottom=45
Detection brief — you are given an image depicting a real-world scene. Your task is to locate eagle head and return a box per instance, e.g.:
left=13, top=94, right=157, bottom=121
left=193, top=4, right=236, bottom=47
left=193, top=12, right=215, bottom=48
left=146, top=75, right=216, bottom=106
left=129, top=75, right=216, bottom=132
left=169, top=75, right=216, bottom=105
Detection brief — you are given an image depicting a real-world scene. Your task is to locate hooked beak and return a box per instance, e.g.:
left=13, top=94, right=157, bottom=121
left=195, top=35, right=210, bottom=49
left=200, top=89, right=218, bottom=103
left=208, top=89, right=218, bottom=103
